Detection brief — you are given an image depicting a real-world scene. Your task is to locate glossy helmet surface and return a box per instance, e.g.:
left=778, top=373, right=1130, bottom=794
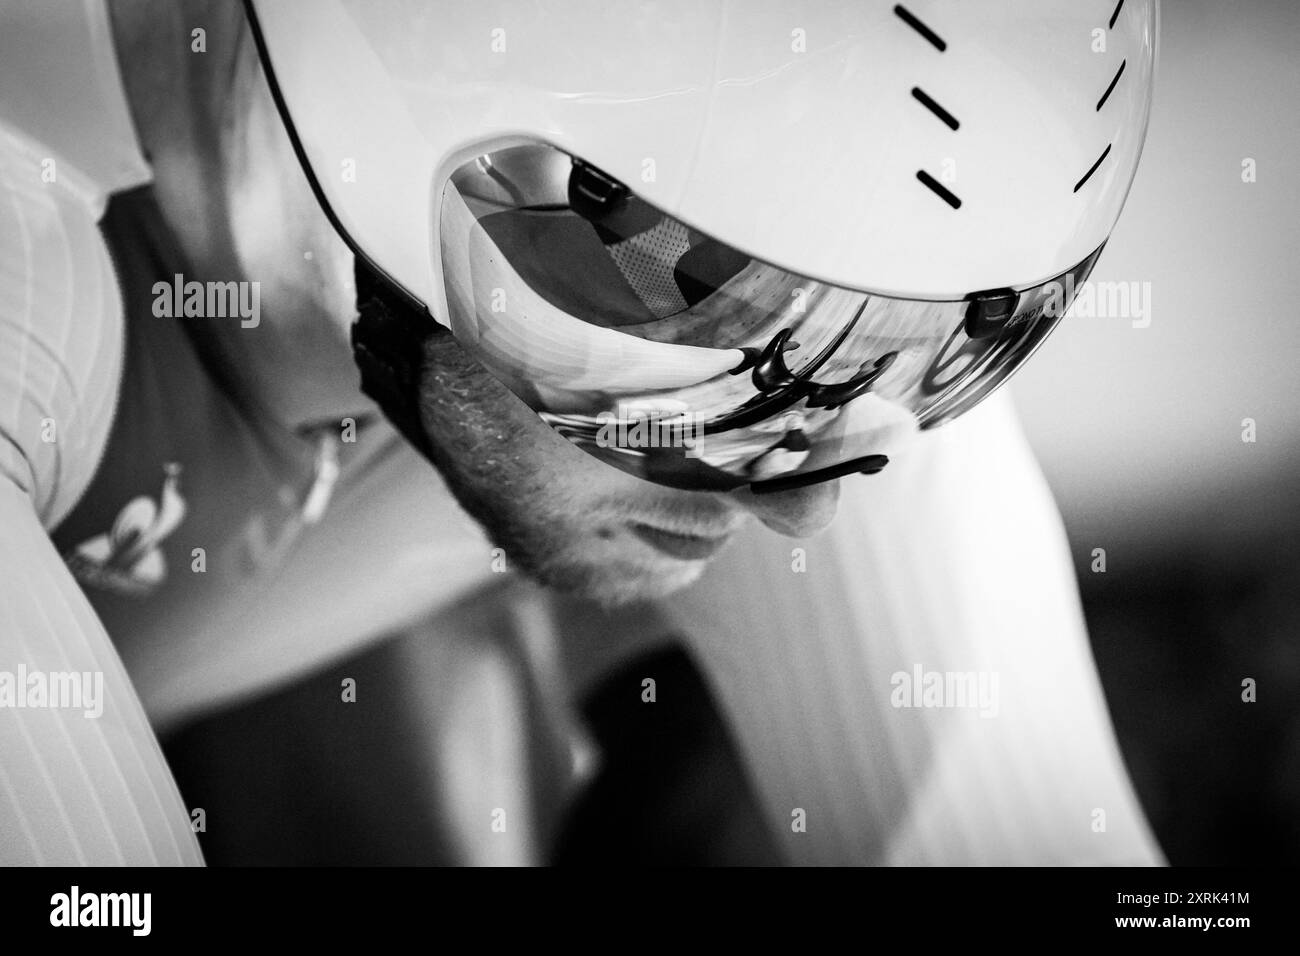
left=245, top=0, right=1159, bottom=490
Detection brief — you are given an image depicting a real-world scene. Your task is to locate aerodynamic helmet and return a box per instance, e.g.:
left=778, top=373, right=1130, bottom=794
left=244, top=0, right=1159, bottom=492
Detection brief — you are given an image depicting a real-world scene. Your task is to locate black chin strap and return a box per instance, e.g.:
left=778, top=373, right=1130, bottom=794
left=350, top=257, right=439, bottom=462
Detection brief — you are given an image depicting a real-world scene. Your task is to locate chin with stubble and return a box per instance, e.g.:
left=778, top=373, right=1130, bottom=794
left=413, top=330, right=760, bottom=608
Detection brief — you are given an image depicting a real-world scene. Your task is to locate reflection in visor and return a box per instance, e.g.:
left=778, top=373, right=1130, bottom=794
left=439, top=143, right=1103, bottom=491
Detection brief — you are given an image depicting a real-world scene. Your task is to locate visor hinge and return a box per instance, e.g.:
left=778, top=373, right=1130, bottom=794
left=568, top=159, right=629, bottom=222
left=964, top=288, right=1020, bottom=340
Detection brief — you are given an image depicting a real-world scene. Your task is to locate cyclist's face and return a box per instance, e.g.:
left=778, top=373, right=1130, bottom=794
left=416, top=328, right=841, bottom=607
left=131, top=8, right=842, bottom=607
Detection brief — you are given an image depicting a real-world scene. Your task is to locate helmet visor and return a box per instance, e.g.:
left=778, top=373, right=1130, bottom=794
left=438, top=142, right=1102, bottom=492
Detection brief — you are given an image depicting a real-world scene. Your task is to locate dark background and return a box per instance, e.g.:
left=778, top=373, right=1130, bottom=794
left=1071, top=500, right=1300, bottom=867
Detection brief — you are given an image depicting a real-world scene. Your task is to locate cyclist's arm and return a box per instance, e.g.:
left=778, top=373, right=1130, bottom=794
left=0, top=127, right=202, bottom=865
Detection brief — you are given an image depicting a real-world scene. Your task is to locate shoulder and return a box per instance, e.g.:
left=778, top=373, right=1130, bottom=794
left=0, top=2, right=154, bottom=526
left=0, top=122, right=129, bottom=529
left=0, top=0, right=152, bottom=212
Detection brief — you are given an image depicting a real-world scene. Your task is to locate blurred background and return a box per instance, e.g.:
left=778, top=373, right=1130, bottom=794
left=1011, top=0, right=1300, bottom=866
left=163, top=0, right=1299, bottom=865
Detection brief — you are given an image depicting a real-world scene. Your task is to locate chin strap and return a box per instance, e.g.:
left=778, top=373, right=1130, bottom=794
left=349, top=257, right=439, bottom=463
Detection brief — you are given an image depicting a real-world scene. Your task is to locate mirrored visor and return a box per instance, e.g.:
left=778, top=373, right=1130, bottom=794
left=438, top=142, right=1102, bottom=492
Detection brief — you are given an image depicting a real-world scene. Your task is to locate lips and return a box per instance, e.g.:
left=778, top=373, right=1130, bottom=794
left=627, top=522, right=732, bottom=561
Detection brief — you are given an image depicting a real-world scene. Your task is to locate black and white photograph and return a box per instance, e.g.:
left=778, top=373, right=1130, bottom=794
left=0, top=0, right=1293, bottom=933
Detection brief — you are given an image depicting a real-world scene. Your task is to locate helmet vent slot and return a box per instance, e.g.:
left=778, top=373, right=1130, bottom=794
left=893, top=4, right=947, bottom=52
left=911, top=87, right=960, bottom=130
left=1109, top=0, right=1126, bottom=30
left=916, top=170, right=962, bottom=210
left=1074, top=143, right=1113, bottom=193
left=1096, top=59, right=1127, bottom=111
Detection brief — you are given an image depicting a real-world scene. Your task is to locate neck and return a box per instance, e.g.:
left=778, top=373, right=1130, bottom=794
left=108, top=0, right=365, bottom=423
left=109, top=0, right=251, bottom=272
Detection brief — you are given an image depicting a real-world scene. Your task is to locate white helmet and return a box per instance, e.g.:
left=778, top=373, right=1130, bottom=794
left=246, top=0, right=1159, bottom=492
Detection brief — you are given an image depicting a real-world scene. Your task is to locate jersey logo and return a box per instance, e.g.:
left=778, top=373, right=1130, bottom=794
left=65, top=463, right=187, bottom=598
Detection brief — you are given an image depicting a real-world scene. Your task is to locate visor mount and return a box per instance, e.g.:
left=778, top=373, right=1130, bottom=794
left=964, top=288, right=1020, bottom=340
left=568, top=160, right=629, bottom=222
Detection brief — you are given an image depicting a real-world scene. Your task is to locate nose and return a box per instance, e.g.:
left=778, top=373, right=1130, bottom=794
left=727, top=479, right=841, bottom=537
